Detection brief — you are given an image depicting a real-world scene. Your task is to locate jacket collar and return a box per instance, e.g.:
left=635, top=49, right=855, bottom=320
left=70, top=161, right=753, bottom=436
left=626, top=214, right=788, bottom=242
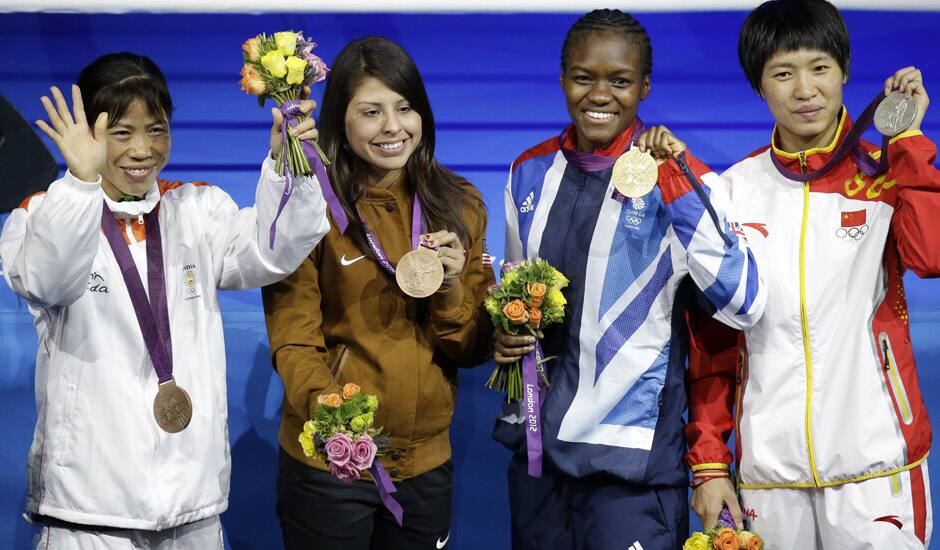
left=103, top=182, right=160, bottom=219
left=770, top=107, right=851, bottom=174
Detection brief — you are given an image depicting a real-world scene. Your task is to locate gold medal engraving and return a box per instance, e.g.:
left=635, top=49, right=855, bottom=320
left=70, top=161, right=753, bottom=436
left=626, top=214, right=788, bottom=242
left=153, top=379, right=193, bottom=433
left=611, top=148, right=658, bottom=198
left=395, top=246, right=444, bottom=298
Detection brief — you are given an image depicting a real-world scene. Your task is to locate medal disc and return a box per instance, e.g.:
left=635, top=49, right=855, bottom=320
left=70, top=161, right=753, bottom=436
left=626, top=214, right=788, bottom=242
left=395, top=246, right=444, bottom=298
left=611, top=148, right=659, bottom=198
left=875, top=91, right=917, bottom=136
left=153, top=379, right=193, bottom=433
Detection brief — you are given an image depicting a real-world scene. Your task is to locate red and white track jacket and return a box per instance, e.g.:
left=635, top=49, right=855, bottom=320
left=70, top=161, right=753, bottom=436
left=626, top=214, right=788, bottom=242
left=686, top=109, right=940, bottom=489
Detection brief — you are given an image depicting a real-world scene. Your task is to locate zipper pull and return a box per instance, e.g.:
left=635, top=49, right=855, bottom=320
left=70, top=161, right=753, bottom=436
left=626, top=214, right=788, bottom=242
left=882, top=339, right=891, bottom=371
left=138, top=213, right=144, bottom=225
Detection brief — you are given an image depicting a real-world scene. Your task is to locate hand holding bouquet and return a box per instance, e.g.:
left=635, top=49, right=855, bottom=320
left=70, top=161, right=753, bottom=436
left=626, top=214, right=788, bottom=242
left=684, top=506, right=764, bottom=550
left=484, top=259, right=568, bottom=400
left=240, top=30, right=349, bottom=246
left=298, top=383, right=404, bottom=525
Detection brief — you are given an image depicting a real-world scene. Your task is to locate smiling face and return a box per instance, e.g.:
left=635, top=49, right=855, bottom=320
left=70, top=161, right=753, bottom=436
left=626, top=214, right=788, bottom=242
left=561, top=29, right=650, bottom=153
left=760, top=48, right=845, bottom=153
left=100, top=99, right=170, bottom=200
left=344, top=76, right=423, bottom=185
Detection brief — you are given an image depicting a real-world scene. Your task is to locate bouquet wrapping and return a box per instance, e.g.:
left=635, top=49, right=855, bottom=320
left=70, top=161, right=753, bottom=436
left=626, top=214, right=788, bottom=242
left=298, top=383, right=403, bottom=526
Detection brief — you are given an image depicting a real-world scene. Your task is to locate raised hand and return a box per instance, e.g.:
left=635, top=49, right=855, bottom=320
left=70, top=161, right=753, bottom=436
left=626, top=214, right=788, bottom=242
left=884, top=67, right=929, bottom=132
left=636, top=125, right=687, bottom=166
left=270, top=86, right=319, bottom=154
left=35, top=85, right=108, bottom=183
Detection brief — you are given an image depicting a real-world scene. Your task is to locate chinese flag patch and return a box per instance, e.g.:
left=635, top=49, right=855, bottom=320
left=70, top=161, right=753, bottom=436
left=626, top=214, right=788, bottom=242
left=841, top=209, right=866, bottom=227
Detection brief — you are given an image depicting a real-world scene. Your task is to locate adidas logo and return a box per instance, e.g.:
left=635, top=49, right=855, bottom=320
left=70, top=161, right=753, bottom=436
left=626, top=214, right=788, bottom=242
left=628, top=542, right=645, bottom=550
left=519, top=191, right=535, bottom=213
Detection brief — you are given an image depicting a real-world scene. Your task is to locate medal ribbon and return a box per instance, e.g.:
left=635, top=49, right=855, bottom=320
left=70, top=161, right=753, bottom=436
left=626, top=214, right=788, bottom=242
left=558, top=118, right=647, bottom=172
left=357, top=194, right=426, bottom=276
left=368, top=460, right=405, bottom=527
left=269, top=99, right=350, bottom=249
left=522, top=342, right=545, bottom=478
left=770, top=93, right=890, bottom=182
left=100, top=203, right=174, bottom=384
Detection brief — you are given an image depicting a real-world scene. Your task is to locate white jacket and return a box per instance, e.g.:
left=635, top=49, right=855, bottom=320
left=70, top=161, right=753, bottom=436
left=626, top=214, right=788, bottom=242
left=0, top=156, right=329, bottom=529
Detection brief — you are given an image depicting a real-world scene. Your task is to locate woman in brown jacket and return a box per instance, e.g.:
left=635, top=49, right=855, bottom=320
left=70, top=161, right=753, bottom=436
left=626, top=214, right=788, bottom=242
left=262, top=36, right=495, bottom=550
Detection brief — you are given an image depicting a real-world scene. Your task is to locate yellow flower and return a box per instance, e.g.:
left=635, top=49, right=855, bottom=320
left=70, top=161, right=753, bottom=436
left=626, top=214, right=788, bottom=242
left=550, top=267, right=570, bottom=288
left=285, top=55, right=307, bottom=85
left=682, top=532, right=709, bottom=550
left=260, top=51, right=287, bottom=78
left=501, top=271, right=518, bottom=286
left=298, top=420, right=317, bottom=457
left=274, top=31, right=299, bottom=56
left=548, top=288, right=566, bottom=308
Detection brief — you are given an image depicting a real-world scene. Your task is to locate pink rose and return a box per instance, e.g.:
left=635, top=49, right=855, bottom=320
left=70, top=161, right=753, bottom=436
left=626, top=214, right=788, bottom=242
left=351, top=434, right=378, bottom=470
left=325, top=433, right=354, bottom=467
left=302, top=50, right=328, bottom=84
left=329, top=461, right=360, bottom=483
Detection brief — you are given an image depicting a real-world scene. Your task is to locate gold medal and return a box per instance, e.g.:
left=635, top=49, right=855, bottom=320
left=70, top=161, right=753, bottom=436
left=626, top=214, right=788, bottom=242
left=395, top=246, right=444, bottom=298
left=612, top=148, right=658, bottom=198
left=153, top=379, right=193, bottom=433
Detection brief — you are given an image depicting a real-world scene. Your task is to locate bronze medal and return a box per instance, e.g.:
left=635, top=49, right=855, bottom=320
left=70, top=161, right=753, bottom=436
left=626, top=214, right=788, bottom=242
left=395, top=246, right=444, bottom=298
left=153, top=379, right=193, bottom=433
left=611, top=148, right=658, bottom=198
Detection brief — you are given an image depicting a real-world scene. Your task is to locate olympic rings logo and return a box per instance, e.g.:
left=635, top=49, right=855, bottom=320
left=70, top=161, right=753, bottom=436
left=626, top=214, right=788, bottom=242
left=625, top=216, right=642, bottom=226
left=836, top=224, right=869, bottom=241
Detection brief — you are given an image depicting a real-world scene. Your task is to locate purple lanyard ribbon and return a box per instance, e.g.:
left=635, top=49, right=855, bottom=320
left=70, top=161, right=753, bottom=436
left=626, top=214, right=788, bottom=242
left=522, top=342, right=545, bottom=478
left=770, top=95, right=889, bottom=182
left=100, top=204, right=174, bottom=384
left=369, top=460, right=404, bottom=526
left=357, top=194, right=425, bottom=276
left=269, top=99, right=350, bottom=249
left=558, top=118, right=647, bottom=173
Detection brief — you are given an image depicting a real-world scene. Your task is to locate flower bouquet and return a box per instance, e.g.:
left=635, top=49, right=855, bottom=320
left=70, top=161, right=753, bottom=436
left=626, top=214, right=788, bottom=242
left=484, top=259, right=568, bottom=400
left=298, top=383, right=403, bottom=525
left=240, top=30, right=349, bottom=246
left=684, top=507, right=764, bottom=550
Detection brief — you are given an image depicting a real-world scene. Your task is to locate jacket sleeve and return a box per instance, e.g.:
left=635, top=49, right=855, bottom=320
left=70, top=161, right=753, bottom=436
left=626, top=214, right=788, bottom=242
left=659, top=152, right=766, bottom=329
left=429, top=192, right=497, bottom=368
left=888, top=131, right=940, bottom=277
left=262, top=247, right=340, bottom=421
left=210, top=155, right=331, bottom=291
left=685, top=300, right=740, bottom=472
left=0, top=172, right=104, bottom=307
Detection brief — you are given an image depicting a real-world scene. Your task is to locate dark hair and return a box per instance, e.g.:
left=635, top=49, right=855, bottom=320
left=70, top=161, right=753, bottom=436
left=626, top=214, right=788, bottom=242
left=739, top=0, right=850, bottom=93
left=77, top=52, right=173, bottom=126
left=318, top=36, right=476, bottom=251
left=561, top=9, right=653, bottom=76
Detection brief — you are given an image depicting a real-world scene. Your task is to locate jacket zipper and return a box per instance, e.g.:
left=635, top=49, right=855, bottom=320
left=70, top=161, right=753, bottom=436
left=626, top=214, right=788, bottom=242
left=879, top=333, right=913, bottom=425
left=734, top=349, right=747, bottom=445
left=797, top=151, right=822, bottom=486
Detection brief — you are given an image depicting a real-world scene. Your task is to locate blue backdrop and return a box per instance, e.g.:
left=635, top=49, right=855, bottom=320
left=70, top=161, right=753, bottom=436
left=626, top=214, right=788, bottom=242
left=1, top=10, right=939, bottom=549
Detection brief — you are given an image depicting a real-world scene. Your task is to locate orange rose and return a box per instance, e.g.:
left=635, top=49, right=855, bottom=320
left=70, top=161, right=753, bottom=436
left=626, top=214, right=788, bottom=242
left=242, top=36, right=262, bottom=61
left=317, top=393, right=344, bottom=407
left=711, top=528, right=738, bottom=550
left=240, top=64, right=266, bottom=95
left=503, top=300, right=529, bottom=325
left=737, top=532, right=763, bottom=550
left=528, top=307, right=543, bottom=329
left=528, top=282, right=547, bottom=307
left=342, top=383, right=361, bottom=400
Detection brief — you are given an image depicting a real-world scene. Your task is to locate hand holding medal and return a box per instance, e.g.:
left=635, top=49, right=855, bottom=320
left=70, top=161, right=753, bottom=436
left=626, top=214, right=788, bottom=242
left=877, top=66, right=928, bottom=136
left=610, top=125, right=686, bottom=198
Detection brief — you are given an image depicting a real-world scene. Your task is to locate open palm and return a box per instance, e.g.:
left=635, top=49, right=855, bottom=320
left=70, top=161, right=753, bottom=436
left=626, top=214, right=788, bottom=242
left=36, top=84, right=108, bottom=182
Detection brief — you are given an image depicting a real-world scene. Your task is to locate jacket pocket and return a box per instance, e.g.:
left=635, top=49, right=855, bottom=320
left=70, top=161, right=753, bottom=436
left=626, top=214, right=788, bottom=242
left=327, top=344, right=349, bottom=380
left=878, top=332, right=913, bottom=425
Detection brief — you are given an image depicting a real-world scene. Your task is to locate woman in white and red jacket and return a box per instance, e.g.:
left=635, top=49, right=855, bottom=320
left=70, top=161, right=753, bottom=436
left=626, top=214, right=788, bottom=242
left=687, top=2, right=939, bottom=548
left=0, top=52, right=329, bottom=548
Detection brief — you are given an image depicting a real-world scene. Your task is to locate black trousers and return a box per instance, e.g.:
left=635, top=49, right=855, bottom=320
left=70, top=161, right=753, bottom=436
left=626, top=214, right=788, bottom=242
left=277, top=448, right=453, bottom=550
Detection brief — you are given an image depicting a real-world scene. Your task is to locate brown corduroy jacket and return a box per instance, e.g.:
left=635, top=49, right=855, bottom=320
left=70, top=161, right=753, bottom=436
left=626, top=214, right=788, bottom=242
left=262, top=173, right=495, bottom=480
